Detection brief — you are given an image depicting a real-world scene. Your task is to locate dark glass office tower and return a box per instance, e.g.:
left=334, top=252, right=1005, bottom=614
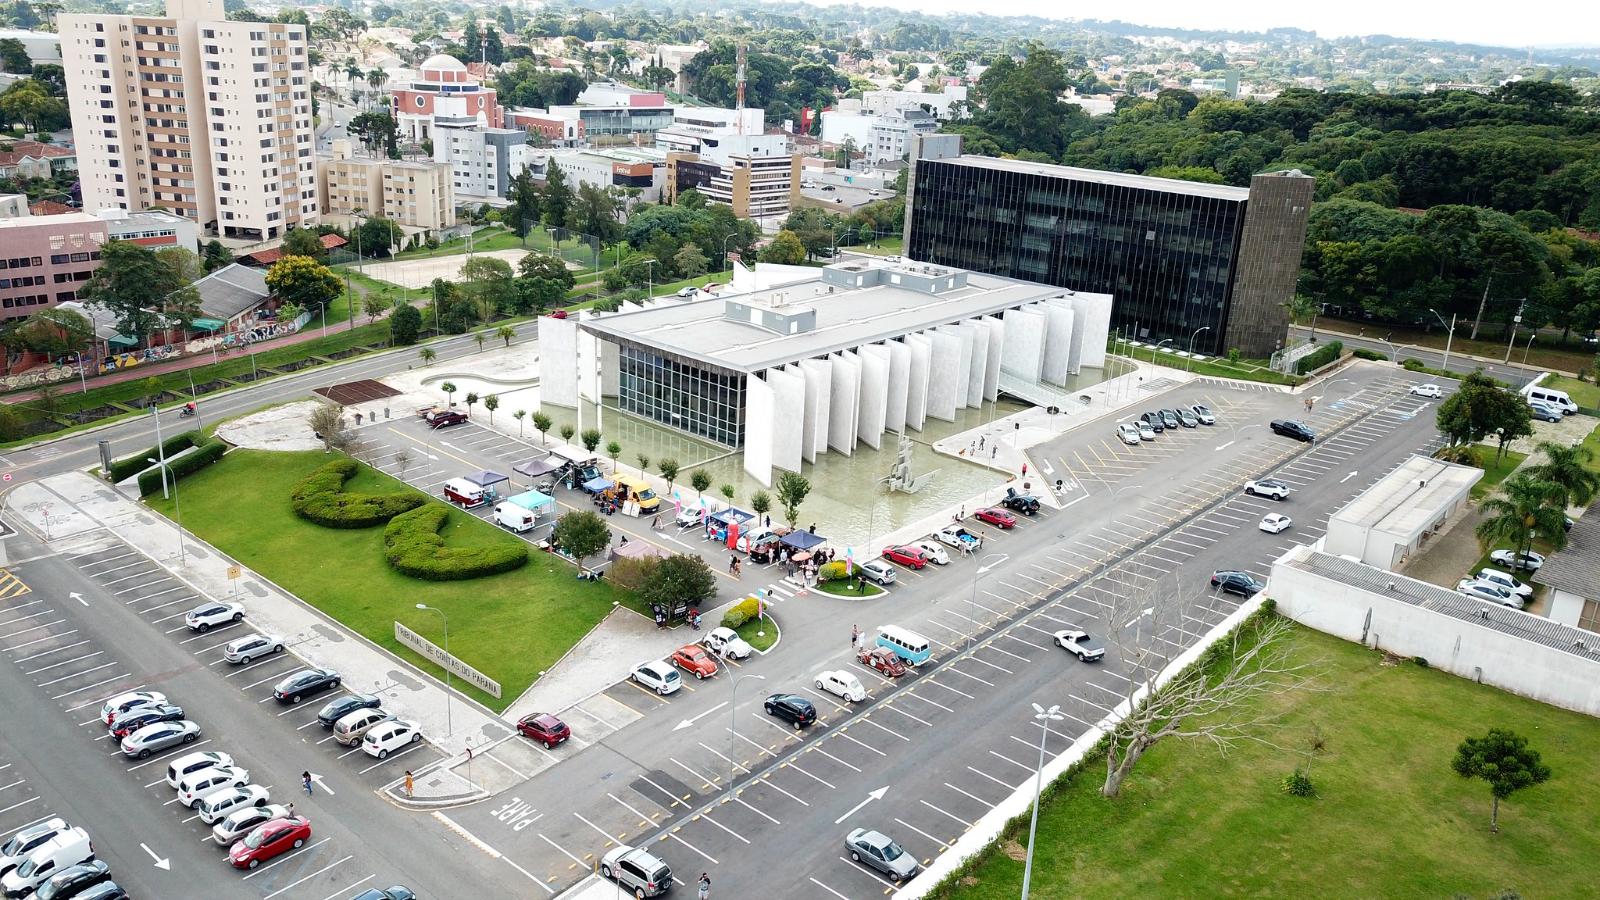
left=904, top=136, right=1312, bottom=358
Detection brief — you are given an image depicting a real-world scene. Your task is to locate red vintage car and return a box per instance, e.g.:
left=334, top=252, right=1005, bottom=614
left=516, top=713, right=571, bottom=748
left=974, top=507, right=1017, bottom=529
left=881, top=545, right=929, bottom=570
left=858, top=646, right=907, bottom=678
left=229, top=816, right=311, bottom=869
left=670, top=644, right=720, bottom=680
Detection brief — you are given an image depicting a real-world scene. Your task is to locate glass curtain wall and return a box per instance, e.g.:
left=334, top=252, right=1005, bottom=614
left=617, top=341, right=749, bottom=446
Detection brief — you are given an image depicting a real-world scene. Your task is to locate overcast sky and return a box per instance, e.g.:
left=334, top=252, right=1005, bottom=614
left=852, top=0, right=1600, bottom=49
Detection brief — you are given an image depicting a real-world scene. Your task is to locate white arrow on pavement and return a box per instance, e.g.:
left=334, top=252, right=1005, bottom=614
left=140, top=843, right=170, bottom=871
left=1340, top=471, right=1358, bottom=484
left=672, top=700, right=729, bottom=732
left=439, top=442, right=460, bottom=451
left=834, top=786, right=889, bottom=825
left=310, top=773, right=335, bottom=796
left=69, top=592, right=86, bottom=607
left=1214, top=440, right=1235, bottom=451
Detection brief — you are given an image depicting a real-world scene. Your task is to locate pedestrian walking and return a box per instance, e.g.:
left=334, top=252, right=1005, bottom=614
left=764, top=514, right=771, bottom=527
left=979, top=435, right=985, bottom=450
left=808, top=522, right=816, bottom=534
left=354, top=411, right=364, bottom=426
left=851, top=624, right=860, bottom=648
left=1021, top=462, right=1028, bottom=477
left=403, top=770, right=414, bottom=798
left=1304, top=397, right=1312, bottom=413
left=729, top=554, right=738, bottom=574
left=651, top=513, right=661, bottom=530
left=698, top=872, right=711, bottom=900
left=302, top=771, right=314, bottom=795
left=991, top=446, right=998, bottom=460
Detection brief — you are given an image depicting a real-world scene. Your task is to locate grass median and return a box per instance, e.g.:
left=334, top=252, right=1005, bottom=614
left=146, top=449, right=628, bottom=712
left=939, top=624, right=1600, bottom=899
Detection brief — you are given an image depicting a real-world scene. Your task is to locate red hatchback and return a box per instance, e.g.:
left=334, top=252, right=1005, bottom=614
left=517, top=713, right=571, bottom=748
left=229, top=816, right=310, bottom=870
left=974, top=507, right=1017, bottom=529
left=670, top=644, right=720, bottom=680
left=882, top=545, right=928, bottom=569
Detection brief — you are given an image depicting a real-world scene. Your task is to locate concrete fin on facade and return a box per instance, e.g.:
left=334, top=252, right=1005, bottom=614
left=1042, top=300, right=1077, bottom=385
left=744, top=371, right=775, bottom=486
left=905, top=333, right=931, bottom=431
left=1076, top=292, right=1113, bottom=369
left=982, top=316, right=1004, bottom=402
left=856, top=344, right=891, bottom=451
left=538, top=314, right=580, bottom=407
left=800, top=358, right=832, bottom=464
left=885, top=339, right=910, bottom=434
left=961, top=320, right=988, bottom=407
left=769, top=365, right=806, bottom=475
left=926, top=330, right=962, bottom=422
left=827, top=351, right=860, bottom=455
left=1000, top=306, right=1046, bottom=383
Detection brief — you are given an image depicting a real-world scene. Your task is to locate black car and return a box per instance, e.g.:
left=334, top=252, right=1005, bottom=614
left=1158, top=409, right=1180, bottom=429
left=352, top=889, right=416, bottom=900
left=273, top=667, right=341, bottom=703
left=1270, top=420, right=1315, bottom=442
left=1001, top=487, right=1040, bottom=515
left=1139, top=411, right=1166, bottom=433
left=316, top=693, right=381, bottom=729
left=1210, top=570, right=1265, bottom=597
left=764, top=693, right=817, bottom=728
left=109, top=703, right=185, bottom=738
left=34, top=860, right=111, bottom=900
left=69, top=884, right=127, bottom=900
left=428, top=410, right=468, bottom=429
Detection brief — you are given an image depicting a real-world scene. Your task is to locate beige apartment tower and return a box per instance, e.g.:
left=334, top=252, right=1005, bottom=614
left=318, top=140, right=455, bottom=232
left=60, top=0, right=316, bottom=240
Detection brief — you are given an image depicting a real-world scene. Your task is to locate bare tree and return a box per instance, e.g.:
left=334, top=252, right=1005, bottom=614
left=308, top=404, right=351, bottom=453
left=392, top=448, right=413, bottom=481
left=1095, top=574, right=1318, bottom=799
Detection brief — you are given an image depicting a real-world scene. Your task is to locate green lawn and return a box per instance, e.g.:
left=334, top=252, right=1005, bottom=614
left=1468, top=449, right=1528, bottom=499
left=939, top=623, right=1600, bottom=900
left=147, top=450, right=628, bottom=712
left=1542, top=375, right=1600, bottom=411
left=734, top=616, right=778, bottom=652
left=1124, top=343, right=1303, bottom=386
left=815, top=580, right=886, bottom=598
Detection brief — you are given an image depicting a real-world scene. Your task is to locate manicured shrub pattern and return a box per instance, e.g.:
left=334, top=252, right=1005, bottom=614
left=1294, top=340, right=1343, bottom=375
left=719, top=596, right=763, bottom=629
left=291, top=459, right=426, bottom=528
left=108, top=430, right=199, bottom=482
left=136, top=439, right=226, bottom=496
left=383, top=505, right=528, bottom=581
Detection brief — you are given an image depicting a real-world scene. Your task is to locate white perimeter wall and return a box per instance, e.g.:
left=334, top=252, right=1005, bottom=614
left=537, top=314, right=579, bottom=407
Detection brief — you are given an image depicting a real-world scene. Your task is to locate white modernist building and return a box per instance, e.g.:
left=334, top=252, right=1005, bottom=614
left=539, top=258, right=1111, bottom=485
left=1323, top=454, right=1482, bottom=570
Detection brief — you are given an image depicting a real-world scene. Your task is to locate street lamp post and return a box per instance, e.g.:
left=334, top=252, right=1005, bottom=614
left=1429, top=309, right=1457, bottom=373
left=147, top=456, right=186, bottom=566
left=967, top=553, right=1008, bottom=650
left=1021, top=703, right=1066, bottom=900
left=721, top=233, right=739, bottom=272
left=1149, top=338, right=1173, bottom=364
left=415, top=604, right=453, bottom=738
left=1520, top=332, right=1536, bottom=367
left=726, top=672, right=766, bottom=803
left=1187, top=326, right=1211, bottom=371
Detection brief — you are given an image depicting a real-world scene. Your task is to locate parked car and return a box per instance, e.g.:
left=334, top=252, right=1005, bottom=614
left=121, top=719, right=201, bottom=759
left=674, top=506, right=707, bottom=528
left=66, top=883, right=125, bottom=900
left=1244, top=478, right=1292, bottom=501
left=1052, top=629, right=1105, bottom=662
left=1116, top=422, right=1142, bottom=445
left=1158, top=409, right=1181, bottom=429
left=845, top=828, right=919, bottom=882
left=704, top=627, right=753, bottom=660
left=858, top=646, right=907, bottom=678
left=815, top=670, right=867, bottom=702
left=0, top=828, right=93, bottom=899
left=516, top=713, right=571, bottom=749
left=176, top=764, right=250, bottom=807
left=1259, top=513, right=1294, bottom=534
left=273, top=667, right=341, bottom=703
left=1134, top=419, right=1157, bottom=441
left=332, top=708, right=396, bottom=747
left=631, top=660, right=681, bottom=695
left=1489, top=549, right=1544, bottom=572
left=1474, top=567, right=1534, bottom=601
left=974, top=507, right=1017, bottom=528
left=361, top=720, right=422, bottom=759
left=857, top=559, right=897, bottom=585
left=212, top=803, right=291, bottom=847
left=185, top=600, right=245, bottom=632
left=1139, top=411, right=1166, bottom=433
left=1408, top=383, right=1442, bottom=399
left=1175, top=408, right=1200, bottom=428
left=670, top=644, right=720, bottom=680
left=1529, top=400, right=1563, bottom=422
left=1001, top=487, right=1040, bottom=515
left=101, top=691, right=166, bottom=726
left=351, top=889, right=415, bottom=900
left=32, top=859, right=110, bottom=900
left=1457, top=578, right=1523, bottom=609
left=935, top=524, right=982, bottom=552
left=316, top=693, right=381, bottom=729
left=222, top=633, right=284, bottom=665
left=598, top=845, right=671, bottom=899
left=108, top=703, right=185, bottom=739
left=0, top=819, right=71, bottom=880
left=229, top=816, right=311, bottom=870
left=427, top=410, right=468, bottom=429
left=1189, top=404, right=1216, bottom=425
left=166, top=751, right=233, bottom=788
left=1210, top=570, right=1265, bottom=597
left=764, top=693, right=817, bottom=729
left=911, top=541, right=951, bottom=565
left=882, top=545, right=929, bottom=569
left=1270, top=420, right=1316, bottom=442
left=197, top=784, right=271, bottom=826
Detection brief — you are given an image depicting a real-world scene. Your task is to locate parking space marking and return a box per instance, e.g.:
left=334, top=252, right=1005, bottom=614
left=782, top=760, right=836, bottom=789
left=892, top=816, right=951, bottom=850
left=808, top=876, right=852, bottom=900
left=733, top=795, right=780, bottom=825
left=758, top=775, right=810, bottom=807
left=831, top=730, right=887, bottom=758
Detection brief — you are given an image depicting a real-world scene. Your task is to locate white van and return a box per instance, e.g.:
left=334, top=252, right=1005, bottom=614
left=0, top=827, right=92, bottom=898
left=493, top=501, right=537, bottom=533
left=1524, top=385, right=1577, bottom=415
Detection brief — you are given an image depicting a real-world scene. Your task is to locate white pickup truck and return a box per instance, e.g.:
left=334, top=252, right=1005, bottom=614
left=935, top=524, right=982, bottom=553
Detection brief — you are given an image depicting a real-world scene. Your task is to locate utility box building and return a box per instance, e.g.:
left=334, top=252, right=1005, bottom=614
left=1324, top=455, right=1482, bottom=570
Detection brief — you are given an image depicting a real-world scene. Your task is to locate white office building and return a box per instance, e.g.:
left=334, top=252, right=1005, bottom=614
left=433, top=122, right=529, bottom=201
left=862, top=84, right=969, bottom=120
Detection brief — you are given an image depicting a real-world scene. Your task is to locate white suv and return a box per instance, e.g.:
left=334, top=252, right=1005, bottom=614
left=630, top=660, right=681, bottom=695
left=177, top=765, right=251, bottom=807
left=185, top=601, right=245, bottom=632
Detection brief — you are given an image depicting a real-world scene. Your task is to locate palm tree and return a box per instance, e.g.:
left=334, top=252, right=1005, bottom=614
left=497, top=324, right=516, bottom=347
left=1476, top=473, right=1569, bottom=560
left=419, top=347, right=436, bottom=366
left=440, top=381, right=456, bottom=405
left=1524, top=440, right=1600, bottom=510
left=343, top=59, right=363, bottom=91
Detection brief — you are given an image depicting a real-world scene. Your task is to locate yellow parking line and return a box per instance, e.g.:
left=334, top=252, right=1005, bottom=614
left=0, top=570, right=30, bottom=602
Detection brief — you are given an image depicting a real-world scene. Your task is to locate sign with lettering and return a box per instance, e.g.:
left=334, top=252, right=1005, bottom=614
left=394, top=621, right=501, bottom=698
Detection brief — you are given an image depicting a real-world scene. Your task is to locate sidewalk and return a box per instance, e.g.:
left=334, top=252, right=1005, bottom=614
left=1291, top=323, right=1558, bottom=376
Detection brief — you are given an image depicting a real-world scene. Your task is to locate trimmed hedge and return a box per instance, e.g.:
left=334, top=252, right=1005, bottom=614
left=383, top=505, right=528, bottom=581
left=108, top=429, right=200, bottom=482
left=1351, top=347, right=1386, bottom=362
left=719, top=596, right=763, bottom=629
left=1294, top=340, right=1343, bottom=375
left=291, top=459, right=426, bottom=528
left=818, top=560, right=848, bottom=582
left=136, top=438, right=226, bottom=496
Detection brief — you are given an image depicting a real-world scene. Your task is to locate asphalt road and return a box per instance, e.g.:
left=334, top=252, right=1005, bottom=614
left=1289, top=324, right=1542, bottom=386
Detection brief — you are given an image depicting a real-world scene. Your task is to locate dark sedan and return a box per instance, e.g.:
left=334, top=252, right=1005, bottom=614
left=1211, top=570, right=1265, bottom=597
left=351, top=889, right=416, bottom=900
left=315, top=693, right=381, bottom=729
left=1270, top=419, right=1315, bottom=442
left=273, top=667, right=341, bottom=704
left=764, top=693, right=817, bottom=729
left=109, top=703, right=185, bottom=739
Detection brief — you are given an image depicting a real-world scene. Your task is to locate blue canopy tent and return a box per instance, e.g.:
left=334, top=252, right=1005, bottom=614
left=780, top=530, right=826, bottom=552
left=582, top=476, right=614, bottom=494
left=708, top=507, right=755, bottom=527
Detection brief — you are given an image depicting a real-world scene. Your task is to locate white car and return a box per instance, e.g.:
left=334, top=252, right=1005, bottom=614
left=197, top=784, right=271, bottom=825
left=935, top=524, right=982, bottom=552
left=1489, top=549, right=1543, bottom=572
left=631, top=660, right=682, bottom=695
left=362, top=719, right=422, bottom=759
left=1244, top=479, right=1292, bottom=501
left=815, top=670, right=866, bottom=703
left=213, top=803, right=291, bottom=847
left=1457, top=578, right=1523, bottom=609
left=1409, top=383, right=1442, bottom=399
left=1259, top=513, right=1293, bottom=534
left=674, top=506, right=708, bottom=528
left=1052, top=629, right=1106, bottom=662
left=911, top=541, right=950, bottom=566
left=675, top=286, right=698, bottom=298
left=222, top=633, right=284, bottom=664
left=704, top=627, right=753, bottom=660
left=1116, top=422, right=1142, bottom=445
left=102, top=690, right=166, bottom=725
left=176, top=764, right=251, bottom=808
left=185, top=600, right=245, bottom=632
left=1474, top=567, right=1533, bottom=601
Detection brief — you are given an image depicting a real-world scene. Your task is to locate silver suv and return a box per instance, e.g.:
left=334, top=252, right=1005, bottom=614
left=859, top=559, right=897, bottom=585
left=599, top=845, right=671, bottom=898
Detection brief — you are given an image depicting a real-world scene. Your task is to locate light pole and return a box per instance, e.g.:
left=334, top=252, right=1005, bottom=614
left=1520, top=332, right=1536, bottom=367
left=830, top=223, right=851, bottom=259
left=1376, top=335, right=1398, bottom=362
left=1149, top=338, right=1173, bottom=364
left=1429, top=309, right=1457, bottom=373
left=346, top=208, right=365, bottom=332
left=415, top=604, right=453, bottom=737
left=726, top=672, right=766, bottom=803
left=1021, top=702, right=1065, bottom=900
left=147, top=455, right=186, bottom=566
left=967, top=553, right=1008, bottom=650
left=721, top=233, right=740, bottom=272
left=629, top=258, right=656, bottom=301
left=1187, top=326, right=1211, bottom=371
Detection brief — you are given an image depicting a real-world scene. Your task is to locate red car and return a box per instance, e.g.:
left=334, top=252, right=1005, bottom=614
left=229, top=816, right=310, bottom=870
left=549, top=309, right=569, bottom=319
left=974, top=507, right=1017, bottom=529
left=670, top=644, right=720, bottom=680
left=882, top=545, right=929, bottom=570
left=517, top=713, right=570, bottom=748
left=428, top=410, right=468, bottom=429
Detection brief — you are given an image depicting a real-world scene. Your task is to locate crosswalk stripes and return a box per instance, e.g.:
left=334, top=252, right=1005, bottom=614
left=0, top=569, right=30, bottom=601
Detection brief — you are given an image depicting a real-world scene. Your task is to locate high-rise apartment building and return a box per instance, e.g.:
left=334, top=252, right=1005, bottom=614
left=60, top=0, right=317, bottom=240
left=904, top=135, right=1313, bottom=358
